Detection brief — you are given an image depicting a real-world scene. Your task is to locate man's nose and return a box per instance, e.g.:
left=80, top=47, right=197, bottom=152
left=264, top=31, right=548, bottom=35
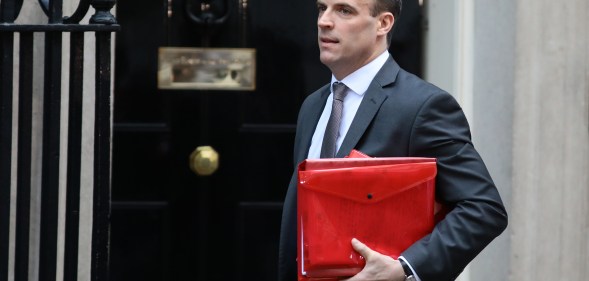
left=317, top=11, right=333, bottom=29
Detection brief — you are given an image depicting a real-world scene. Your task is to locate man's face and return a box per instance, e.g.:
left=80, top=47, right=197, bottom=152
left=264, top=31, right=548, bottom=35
left=317, top=0, right=386, bottom=78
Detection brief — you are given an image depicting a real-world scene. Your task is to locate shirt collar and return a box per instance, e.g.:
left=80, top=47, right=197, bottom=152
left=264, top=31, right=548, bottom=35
left=330, top=51, right=390, bottom=96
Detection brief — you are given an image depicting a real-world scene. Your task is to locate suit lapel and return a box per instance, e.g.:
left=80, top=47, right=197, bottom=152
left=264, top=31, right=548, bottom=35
left=296, top=85, right=330, bottom=163
left=336, top=57, right=400, bottom=157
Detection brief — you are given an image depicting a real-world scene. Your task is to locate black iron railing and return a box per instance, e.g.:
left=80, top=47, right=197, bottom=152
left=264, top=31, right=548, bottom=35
left=0, top=0, right=118, bottom=280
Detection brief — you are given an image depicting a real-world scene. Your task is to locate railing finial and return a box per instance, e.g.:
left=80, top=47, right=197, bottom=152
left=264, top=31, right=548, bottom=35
left=90, top=0, right=116, bottom=25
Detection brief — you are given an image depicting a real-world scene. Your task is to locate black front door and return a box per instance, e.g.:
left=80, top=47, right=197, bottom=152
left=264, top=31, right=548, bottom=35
left=110, top=0, right=422, bottom=280
left=111, top=0, right=328, bottom=280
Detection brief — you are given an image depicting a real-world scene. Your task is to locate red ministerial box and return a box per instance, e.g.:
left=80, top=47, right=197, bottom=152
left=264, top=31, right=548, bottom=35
left=297, top=156, right=437, bottom=280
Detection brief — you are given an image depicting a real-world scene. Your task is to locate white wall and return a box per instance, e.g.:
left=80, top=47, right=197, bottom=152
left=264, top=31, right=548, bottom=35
left=425, top=0, right=589, bottom=280
left=511, top=0, right=589, bottom=280
left=470, top=1, right=515, bottom=280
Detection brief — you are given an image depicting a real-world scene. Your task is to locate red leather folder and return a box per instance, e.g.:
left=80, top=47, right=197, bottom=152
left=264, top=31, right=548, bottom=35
left=296, top=152, right=437, bottom=280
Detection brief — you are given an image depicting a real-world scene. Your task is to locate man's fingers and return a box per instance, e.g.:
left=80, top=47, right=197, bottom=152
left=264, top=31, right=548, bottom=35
left=351, top=238, right=373, bottom=259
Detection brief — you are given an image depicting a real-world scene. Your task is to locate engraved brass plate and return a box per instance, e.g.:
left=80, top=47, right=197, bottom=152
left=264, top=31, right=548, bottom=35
left=158, top=47, right=256, bottom=91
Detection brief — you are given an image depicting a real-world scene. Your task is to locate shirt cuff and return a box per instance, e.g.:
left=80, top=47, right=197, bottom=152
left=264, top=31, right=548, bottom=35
left=398, top=256, right=421, bottom=281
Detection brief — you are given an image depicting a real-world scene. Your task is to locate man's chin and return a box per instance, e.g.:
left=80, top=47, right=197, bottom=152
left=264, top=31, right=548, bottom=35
left=319, top=53, right=337, bottom=67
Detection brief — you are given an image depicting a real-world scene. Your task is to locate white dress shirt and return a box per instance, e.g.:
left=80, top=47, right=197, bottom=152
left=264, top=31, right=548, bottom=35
left=306, top=50, right=422, bottom=281
left=307, top=50, right=389, bottom=159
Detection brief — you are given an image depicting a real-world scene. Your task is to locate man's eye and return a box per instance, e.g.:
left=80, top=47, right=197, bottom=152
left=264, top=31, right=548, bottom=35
left=317, top=5, right=327, bottom=12
left=339, top=8, right=352, bottom=15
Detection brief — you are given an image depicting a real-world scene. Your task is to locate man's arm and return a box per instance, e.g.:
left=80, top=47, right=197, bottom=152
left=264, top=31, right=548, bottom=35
left=401, top=92, right=508, bottom=280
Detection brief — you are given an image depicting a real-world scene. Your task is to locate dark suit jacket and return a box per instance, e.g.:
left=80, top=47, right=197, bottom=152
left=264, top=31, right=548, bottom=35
left=278, top=56, right=508, bottom=281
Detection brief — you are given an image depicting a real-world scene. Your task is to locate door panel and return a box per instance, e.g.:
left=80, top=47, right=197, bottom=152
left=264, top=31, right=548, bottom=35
left=112, top=0, right=324, bottom=280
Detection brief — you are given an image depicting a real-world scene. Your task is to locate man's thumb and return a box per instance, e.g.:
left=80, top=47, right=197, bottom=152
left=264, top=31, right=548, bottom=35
left=351, top=238, right=372, bottom=259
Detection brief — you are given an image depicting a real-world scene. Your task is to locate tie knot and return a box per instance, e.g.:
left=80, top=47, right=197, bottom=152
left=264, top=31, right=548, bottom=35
left=332, top=82, right=348, bottom=101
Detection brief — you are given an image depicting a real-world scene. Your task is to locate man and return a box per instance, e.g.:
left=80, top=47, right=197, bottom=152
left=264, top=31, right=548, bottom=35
left=278, top=0, right=508, bottom=280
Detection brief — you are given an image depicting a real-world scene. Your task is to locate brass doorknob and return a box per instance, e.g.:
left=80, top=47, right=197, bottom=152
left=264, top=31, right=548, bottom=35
left=189, top=146, right=219, bottom=176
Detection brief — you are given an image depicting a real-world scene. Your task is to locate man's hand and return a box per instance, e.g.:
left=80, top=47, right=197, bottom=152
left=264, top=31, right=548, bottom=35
left=341, top=238, right=407, bottom=281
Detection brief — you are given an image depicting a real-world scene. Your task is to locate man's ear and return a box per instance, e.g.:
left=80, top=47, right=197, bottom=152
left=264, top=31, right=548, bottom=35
left=377, top=12, right=394, bottom=36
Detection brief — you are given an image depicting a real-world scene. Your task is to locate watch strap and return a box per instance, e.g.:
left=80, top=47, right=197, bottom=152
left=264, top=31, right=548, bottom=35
left=399, top=258, right=415, bottom=279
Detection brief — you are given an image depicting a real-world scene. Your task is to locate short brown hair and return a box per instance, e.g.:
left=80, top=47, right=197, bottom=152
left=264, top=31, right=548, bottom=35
left=370, top=0, right=402, bottom=45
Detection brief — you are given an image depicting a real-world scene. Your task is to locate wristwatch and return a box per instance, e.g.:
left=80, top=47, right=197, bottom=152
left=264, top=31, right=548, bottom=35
left=399, top=258, right=416, bottom=281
